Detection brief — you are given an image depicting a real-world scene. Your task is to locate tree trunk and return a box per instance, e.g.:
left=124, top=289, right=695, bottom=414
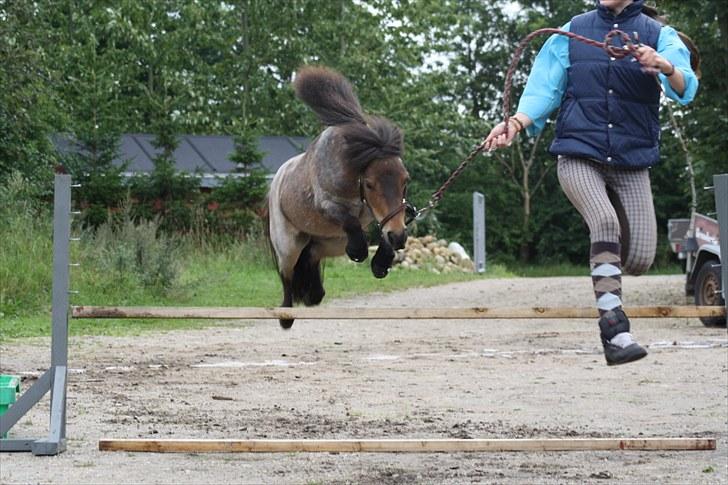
left=520, top=170, right=531, bottom=263
left=667, top=104, right=696, bottom=221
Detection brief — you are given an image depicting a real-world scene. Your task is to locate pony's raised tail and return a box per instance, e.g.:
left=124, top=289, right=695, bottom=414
left=293, top=66, right=366, bottom=126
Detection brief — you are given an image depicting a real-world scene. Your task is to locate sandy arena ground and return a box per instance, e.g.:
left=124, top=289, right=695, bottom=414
left=1, top=275, right=726, bottom=484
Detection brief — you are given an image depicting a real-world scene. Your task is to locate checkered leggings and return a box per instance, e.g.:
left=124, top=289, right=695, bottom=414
left=557, top=156, right=657, bottom=275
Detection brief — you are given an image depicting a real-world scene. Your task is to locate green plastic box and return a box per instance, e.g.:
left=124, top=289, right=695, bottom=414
left=0, top=375, right=21, bottom=439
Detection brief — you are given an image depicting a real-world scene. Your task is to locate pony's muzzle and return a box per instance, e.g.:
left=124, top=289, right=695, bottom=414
left=387, top=229, right=407, bottom=250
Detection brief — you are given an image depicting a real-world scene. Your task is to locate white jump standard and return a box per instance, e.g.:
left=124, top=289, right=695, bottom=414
left=0, top=174, right=75, bottom=455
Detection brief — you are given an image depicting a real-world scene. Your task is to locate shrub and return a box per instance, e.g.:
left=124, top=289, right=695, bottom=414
left=127, top=163, right=200, bottom=233
left=85, top=210, right=181, bottom=294
left=70, top=167, right=128, bottom=229
left=0, top=172, right=52, bottom=317
left=200, top=174, right=268, bottom=237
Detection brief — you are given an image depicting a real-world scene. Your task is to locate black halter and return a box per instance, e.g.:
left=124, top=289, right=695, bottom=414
left=359, top=178, right=416, bottom=229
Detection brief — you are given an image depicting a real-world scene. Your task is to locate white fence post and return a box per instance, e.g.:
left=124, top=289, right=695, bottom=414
left=473, top=192, right=486, bottom=273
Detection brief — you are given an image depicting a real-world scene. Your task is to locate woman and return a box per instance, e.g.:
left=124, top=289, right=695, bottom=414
left=484, top=0, right=699, bottom=365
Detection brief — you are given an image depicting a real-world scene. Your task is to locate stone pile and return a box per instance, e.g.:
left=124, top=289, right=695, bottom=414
left=392, top=235, right=474, bottom=273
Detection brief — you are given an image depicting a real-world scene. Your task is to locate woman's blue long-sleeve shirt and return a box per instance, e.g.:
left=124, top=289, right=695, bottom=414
left=517, top=22, right=699, bottom=137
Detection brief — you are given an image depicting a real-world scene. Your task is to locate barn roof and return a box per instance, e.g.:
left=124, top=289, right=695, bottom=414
left=52, top=134, right=309, bottom=187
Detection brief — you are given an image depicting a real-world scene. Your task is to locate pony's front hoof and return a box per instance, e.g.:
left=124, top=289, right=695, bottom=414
left=371, top=262, right=390, bottom=279
left=345, top=233, right=369, bottom=262
left=346, top=244, right=368, bottom=262
left=371, top=241, right=394, bottom=278
left=279, top=318, right=294, bottom=329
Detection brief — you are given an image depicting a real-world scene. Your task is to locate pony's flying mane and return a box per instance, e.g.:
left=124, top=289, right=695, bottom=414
left=294, top=66, right=403, bottom=168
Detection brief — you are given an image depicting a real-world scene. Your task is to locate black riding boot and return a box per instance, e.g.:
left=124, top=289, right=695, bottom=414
left=598, top=308, right=648, bottom=366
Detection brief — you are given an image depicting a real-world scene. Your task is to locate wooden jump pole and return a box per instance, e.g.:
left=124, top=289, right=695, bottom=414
left=85, top=304, right=721, bottom=458
left=72, top=305, right=726, bottom=320
left=98, top=437, right=716, bottom=453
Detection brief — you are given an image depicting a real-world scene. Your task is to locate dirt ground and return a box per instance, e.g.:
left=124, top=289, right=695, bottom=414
left=1, top=275, right=726, bottom=485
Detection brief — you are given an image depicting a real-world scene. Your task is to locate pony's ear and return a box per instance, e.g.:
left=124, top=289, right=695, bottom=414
left=341, top=116, right=403, bottom=170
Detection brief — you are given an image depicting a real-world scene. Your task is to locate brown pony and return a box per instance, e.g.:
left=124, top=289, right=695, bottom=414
left=266, top=66, right=409, bottom=329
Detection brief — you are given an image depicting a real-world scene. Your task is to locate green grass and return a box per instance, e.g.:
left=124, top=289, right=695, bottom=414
left=1, top=228, right=683, bottom=341
left=1, top=240, right=510, bottom=340
left=0, top=174, right=683, bottom=341
left=0, top=208, right=53, bottom=317
left=0, top=182, right=515, bottom=341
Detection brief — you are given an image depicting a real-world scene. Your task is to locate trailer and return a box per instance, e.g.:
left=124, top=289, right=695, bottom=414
left=668, top=212, right=725, bottom=327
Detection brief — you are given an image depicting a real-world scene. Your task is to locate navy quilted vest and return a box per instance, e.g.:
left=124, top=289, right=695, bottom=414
left=550, top=1, right=662, bottom=168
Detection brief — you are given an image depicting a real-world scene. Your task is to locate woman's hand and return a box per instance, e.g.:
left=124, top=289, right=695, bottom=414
left=635, top=45, right=685, bottom=95
left=483, top=119, right=519, bottom=151
left=634, top=45, right=670, bottom=74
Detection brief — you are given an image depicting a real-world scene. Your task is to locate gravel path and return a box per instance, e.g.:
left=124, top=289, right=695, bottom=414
left=1, top=275, right=726, bottom=484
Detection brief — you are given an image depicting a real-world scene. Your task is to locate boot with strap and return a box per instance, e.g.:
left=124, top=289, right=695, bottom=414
left=598, top=308, right=648, bottom=366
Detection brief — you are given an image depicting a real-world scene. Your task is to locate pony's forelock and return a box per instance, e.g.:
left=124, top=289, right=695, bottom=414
left=340, top=116, right=403, bottom=169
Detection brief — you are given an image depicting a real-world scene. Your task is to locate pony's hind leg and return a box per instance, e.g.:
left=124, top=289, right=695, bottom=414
left=293, top=243, right=326, bottom=306
left=273, top=248, right=305, bottom=328
left=279, top=277, right=295, bottom=329
left=269, top=200, right=310, bottom=329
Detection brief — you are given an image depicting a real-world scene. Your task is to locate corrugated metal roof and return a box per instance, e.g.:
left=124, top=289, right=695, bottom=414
left=183, top=135, right=238, bottom=173
left=52, top=133, right=310, bottom=184
left=257, top=136, right=309, bottom=173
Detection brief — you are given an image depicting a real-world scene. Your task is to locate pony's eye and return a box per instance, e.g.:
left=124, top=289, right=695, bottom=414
left=403, top=185, right=408, bottom=197
left=365, top=182, right=374, bottom=190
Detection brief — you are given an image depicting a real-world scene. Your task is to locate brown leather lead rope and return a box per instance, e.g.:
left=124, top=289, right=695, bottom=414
left=408, top=28, right=649, bottom=225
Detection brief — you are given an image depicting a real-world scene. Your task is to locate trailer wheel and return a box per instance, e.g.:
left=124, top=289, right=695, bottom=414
left=694, top=259, right=726, bottom=327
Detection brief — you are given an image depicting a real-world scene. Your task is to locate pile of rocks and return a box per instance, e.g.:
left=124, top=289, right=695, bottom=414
left=392, top=235, right=474, bottom=273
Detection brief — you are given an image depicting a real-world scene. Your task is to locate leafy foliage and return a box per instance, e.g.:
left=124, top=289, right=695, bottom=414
left=0, top=0, right=722, bottom=265
left=88, top=214, right=182, bottom=292
left=0, top=2, right=59, bottom=194
left=0, top=172, right=52, bottom=317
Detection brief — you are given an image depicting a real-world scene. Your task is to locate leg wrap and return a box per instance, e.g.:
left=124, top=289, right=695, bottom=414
left=591, top=241, right=622, bottom=317
left=598, top=309, right=631, bottom=341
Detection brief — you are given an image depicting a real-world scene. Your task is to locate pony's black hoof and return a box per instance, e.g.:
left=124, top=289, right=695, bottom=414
left=303, top=288, right=325, bottom=306
left=279, top=318, right=294, bottom=329
left=371, top=263, right=390, bottom=279
left=345, top=232, right=369, bottom=262
left=371, top=241, right=394, bottom=278
left=346, top=243, right=368, bottom=263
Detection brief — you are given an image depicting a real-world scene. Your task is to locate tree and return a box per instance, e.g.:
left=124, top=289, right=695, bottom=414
left=45, top=1, right=131, bottom=227
left=439, top=0, right=567, bottom=262
left=652, top=0, right=728, bottom=215
left=4, top=0, right=722, bottom=265
left=0, top=2, right=60, bottom=191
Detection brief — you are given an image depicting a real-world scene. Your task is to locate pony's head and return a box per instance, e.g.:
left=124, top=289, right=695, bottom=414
left=341, top=115, right=409, bottom=249
left=361, top=157, right=409, bottom=249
